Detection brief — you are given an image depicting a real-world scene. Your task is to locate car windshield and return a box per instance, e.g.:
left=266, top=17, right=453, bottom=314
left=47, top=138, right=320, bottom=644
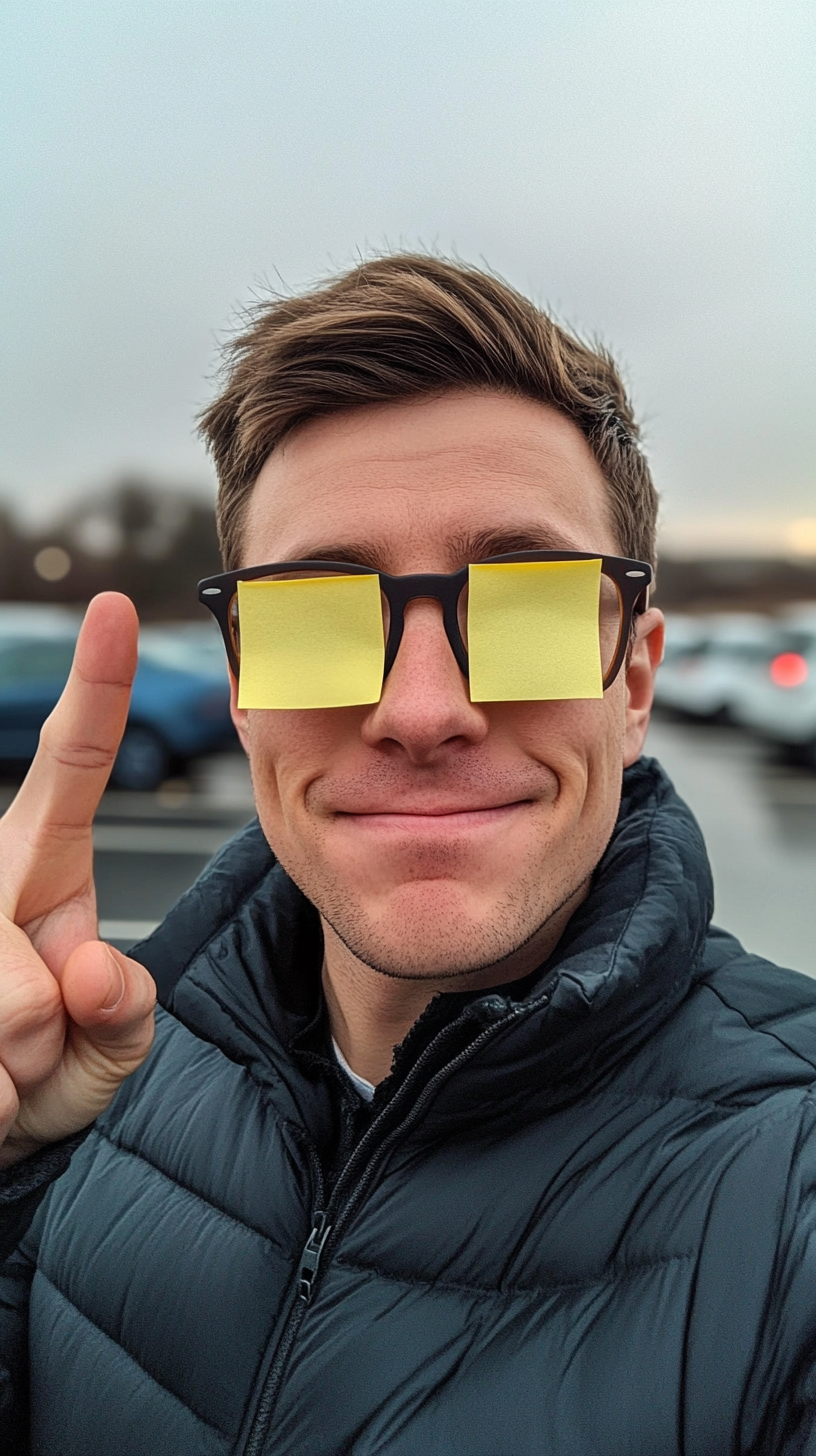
left=0, top=628, right=226, bottom=684
left=138, top=630, right=225, bottom=674
left=0, top=637, right=77, bottom=684
left=703, top=640, right=774, bottom=663
left=774, top=630, right=816, bottom=660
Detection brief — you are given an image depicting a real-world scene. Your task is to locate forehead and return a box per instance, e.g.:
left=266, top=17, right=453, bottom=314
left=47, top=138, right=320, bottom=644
left=242, top=390, right=620, bottom=571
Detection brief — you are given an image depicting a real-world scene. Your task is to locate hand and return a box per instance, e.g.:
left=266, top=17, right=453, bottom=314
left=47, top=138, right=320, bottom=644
left=0, top=594, right=156, bottom=1170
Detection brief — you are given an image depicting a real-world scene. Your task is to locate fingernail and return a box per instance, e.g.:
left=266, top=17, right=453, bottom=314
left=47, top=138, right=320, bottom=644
left=101, top=948, right=126, bottom=1012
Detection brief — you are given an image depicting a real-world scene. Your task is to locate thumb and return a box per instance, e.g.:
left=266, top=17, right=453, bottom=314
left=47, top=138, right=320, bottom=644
left=60, top=940, right=156, bottom=1076
left=8, top=941, right=157, bottom=1158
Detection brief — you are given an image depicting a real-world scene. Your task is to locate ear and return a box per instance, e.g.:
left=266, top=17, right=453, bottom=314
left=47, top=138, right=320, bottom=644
left=229, top=670, right=251, bottom=757
left=622, top=607, right=665, bottom=768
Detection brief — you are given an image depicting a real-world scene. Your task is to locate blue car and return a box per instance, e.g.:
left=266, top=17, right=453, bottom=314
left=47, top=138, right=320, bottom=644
left=0, top=615, right=235, bottom=791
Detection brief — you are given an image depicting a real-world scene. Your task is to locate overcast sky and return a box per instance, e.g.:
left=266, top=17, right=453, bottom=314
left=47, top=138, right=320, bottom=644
left=2, top=1, right=814, bottom=552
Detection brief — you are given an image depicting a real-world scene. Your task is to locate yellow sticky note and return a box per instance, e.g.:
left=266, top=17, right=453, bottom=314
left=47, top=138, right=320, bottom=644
left=237, top=574, right=384, bottom=709
left=467, top=559, right=603, bottom=702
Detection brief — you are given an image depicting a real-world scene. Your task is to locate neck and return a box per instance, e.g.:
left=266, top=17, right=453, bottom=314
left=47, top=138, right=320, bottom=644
left=321, top=881, right=589, bottom=1086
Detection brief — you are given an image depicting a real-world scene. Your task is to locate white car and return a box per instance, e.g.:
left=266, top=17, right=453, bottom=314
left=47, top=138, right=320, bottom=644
left=733, top=607, right=816, bottom=767
left=0, top=603, right=81, bottom=634
left=654, top=613, right=777, bottom=722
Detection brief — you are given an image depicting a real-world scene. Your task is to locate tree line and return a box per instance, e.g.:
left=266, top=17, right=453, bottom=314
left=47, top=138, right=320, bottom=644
left=0, top=480, right=222, bottom=620
left=2, top=479, right=814, bottom=619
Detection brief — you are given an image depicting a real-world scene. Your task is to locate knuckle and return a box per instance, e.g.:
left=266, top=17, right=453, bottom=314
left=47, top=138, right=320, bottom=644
left=39, top=722, right=116, bottom=773
left=0, top=962, right=62, bottom=1035
left=55, top=745, right=116, bottom=772
left=73, top=662, right=133, bottom=692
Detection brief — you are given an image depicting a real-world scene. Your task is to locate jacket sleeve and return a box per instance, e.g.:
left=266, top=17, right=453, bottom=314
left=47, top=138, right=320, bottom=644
left=0, top=1135, right=88, bottom=1452
left=744, top=1093, right=816, bottom=1455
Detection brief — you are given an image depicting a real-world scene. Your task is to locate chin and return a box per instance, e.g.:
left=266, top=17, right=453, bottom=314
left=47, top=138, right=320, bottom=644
left=321, top=877, right=535, bottom=982
left=333, top=930, right=506, bottom=982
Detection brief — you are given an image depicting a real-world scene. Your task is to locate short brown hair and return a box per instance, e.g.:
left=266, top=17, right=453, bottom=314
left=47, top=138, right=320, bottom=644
left=198, top=254, right=658, bottom=571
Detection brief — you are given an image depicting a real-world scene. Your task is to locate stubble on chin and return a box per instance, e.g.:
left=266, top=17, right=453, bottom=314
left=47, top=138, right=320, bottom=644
left=279, top=836, right=588, bottom=982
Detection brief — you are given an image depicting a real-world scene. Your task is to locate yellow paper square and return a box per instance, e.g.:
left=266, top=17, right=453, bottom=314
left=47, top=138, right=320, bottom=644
left=467, top=559, right=603, bottom=702
left=237, top=574, right=384, bottom=709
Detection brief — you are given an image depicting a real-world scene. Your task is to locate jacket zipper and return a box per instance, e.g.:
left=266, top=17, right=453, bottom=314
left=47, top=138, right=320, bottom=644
left=241, top=993, right=547, bottom=1455
left=297, top=1211, right=332, bottom=1303
left=240, top=1212, right=333, bottom=1456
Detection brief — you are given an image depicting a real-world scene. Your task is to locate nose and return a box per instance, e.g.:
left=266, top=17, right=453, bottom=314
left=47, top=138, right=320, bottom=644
left=361, top=598, right=488, bottom=763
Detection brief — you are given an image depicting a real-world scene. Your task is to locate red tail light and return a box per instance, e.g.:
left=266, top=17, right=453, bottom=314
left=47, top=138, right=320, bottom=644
left=770, top=652, right=809, bottom=688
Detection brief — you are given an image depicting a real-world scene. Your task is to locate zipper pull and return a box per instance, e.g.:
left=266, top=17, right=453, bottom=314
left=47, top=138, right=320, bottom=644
left=298, top=1212, right=332, bottom=1304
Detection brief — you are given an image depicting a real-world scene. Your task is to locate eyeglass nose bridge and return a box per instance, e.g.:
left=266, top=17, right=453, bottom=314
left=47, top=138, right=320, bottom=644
left=381, top=569, right=470, bottom=681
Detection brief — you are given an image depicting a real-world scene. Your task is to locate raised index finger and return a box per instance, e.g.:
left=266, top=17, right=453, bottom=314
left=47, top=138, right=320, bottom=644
left=0, top=593, right=139, bottom=919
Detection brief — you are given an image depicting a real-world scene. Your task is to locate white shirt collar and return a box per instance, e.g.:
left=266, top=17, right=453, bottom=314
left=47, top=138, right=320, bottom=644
left=332, top=1037, right=376, bottom=1102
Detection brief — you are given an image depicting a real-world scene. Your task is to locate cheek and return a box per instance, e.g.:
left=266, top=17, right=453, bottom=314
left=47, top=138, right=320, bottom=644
left=245, top=708, right=357, bottom=835
left=493, top=690, right=625, bottom=781
left=497, top=695, right=626, bottom=863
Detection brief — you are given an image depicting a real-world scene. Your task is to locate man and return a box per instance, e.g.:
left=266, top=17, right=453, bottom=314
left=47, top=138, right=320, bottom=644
left=1, top=255, right=816, bottom=1455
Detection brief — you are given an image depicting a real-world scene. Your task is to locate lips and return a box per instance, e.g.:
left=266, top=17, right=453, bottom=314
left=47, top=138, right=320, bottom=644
left=315, top=763, right=555, bottom=825
left=332, top=802, right=533, bottom=837
left=334, top=798, right=532, bottom=818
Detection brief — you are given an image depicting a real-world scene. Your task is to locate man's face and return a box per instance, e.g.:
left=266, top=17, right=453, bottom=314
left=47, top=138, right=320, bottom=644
left=232, top=391, right=663, bottom=981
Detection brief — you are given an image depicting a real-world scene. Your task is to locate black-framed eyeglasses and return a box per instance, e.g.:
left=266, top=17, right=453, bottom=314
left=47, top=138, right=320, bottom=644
left=198, top=551, right=653, bottom=709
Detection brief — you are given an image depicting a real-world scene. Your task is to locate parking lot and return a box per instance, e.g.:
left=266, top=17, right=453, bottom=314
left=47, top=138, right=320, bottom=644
left=2, top=718, right=814, bottom=978
left=646, top=714, right=816, bottom=978
left=0, top=752, right=254, bottom=950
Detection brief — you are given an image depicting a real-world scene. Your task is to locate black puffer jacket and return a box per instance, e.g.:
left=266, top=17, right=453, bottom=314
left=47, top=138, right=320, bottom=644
left=3, top=758, right=816, bottom=1455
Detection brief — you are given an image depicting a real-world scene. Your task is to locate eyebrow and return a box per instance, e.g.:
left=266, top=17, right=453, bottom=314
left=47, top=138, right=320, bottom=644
left=279, top=541, right=386, bottom=571
left=449, top=525, right=586, bottom=560
left=280, top=526, right=588, bottom=572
